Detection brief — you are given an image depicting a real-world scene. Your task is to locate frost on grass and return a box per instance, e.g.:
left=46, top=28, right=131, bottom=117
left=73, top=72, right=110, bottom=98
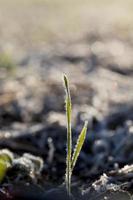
left=0, top=150, right=43, bottom=184
left=63, top=75, right=88, bottom=195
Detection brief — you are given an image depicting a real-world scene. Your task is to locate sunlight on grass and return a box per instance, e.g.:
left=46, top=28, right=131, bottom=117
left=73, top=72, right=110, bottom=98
left=63, top=75, right=88, bottom=195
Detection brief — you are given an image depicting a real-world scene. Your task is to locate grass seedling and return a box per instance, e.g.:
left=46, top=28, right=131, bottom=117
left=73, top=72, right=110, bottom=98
left=63, top=75, right=88, bottom=195
left=0, top=149, right=13, bottom=183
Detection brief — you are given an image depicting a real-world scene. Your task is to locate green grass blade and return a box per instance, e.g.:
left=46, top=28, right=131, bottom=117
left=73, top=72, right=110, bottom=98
left=63, top=75, right=72, bottom=195
left=71, top=121, right=88, bottom=171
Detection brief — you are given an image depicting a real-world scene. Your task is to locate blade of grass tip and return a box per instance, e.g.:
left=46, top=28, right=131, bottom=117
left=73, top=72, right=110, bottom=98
left=71, top=121, right=88, bottom=172
left=63, top=75, right=72, bottom=195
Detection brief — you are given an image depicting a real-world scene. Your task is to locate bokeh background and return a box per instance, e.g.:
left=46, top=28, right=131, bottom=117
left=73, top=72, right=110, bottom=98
left=0, top=0, right=133, bottom=53
left=0, top=0, right=133, bottom=191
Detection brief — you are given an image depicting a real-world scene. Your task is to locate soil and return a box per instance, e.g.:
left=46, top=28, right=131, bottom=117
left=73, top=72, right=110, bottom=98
left=0, top=32, right=133, bottom=199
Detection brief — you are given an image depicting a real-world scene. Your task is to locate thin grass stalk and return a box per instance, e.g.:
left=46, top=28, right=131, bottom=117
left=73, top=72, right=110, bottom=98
left=63, top=75, right=72, bottom=195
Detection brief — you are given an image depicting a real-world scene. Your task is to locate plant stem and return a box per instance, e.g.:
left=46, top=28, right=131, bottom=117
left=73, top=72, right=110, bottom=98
left=63, top=75, right=72, bottom=195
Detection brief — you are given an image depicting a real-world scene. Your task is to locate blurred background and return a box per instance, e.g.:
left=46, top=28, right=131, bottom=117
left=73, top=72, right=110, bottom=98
left=0, top=0, right=133, bottom=188
left=0, top=0, right=133, bottom=53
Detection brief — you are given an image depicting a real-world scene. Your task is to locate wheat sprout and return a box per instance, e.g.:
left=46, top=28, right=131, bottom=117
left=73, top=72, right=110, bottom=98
left=63, top=75, right=88, bottom=195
